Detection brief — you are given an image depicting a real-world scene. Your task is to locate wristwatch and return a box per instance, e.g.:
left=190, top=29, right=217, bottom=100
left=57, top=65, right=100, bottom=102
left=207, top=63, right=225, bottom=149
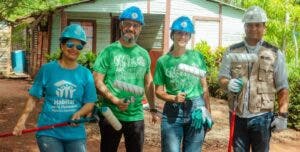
left=278, top=112, right=289, bottom=118
left=150, top=108, right=158, bottom=113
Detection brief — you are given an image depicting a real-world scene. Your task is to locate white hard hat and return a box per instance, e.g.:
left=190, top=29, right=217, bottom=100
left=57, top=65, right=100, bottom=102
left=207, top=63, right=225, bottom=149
left=242, top=6, right=267, bottom=23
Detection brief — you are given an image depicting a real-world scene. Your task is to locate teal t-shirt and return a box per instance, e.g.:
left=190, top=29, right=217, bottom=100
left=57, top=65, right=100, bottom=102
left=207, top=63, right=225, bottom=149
left=29, top=61, right=97, bottom=140
left=93, top=41, right=151, bottom=121
left=153, top=50, right=207, bottom=99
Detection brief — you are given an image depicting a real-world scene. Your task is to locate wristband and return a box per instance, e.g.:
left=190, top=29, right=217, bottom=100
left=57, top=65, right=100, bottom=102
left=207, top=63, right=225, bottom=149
left=278, top=112, right=288, bottom=118
left=150, top=108, right=158, bottom=113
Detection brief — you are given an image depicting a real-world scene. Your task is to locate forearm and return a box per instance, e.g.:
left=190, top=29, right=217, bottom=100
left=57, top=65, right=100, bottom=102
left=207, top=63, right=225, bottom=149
left=94, top=72, right=118, bottom=104
left=145, top=81, right=155, bottom=109
left=76, top=103, right=95, bottom=117
left=201, top=78, right=211, bottom=112
left=278, top=89, right=289, bottom=113
left=156, top=89, right=176, bottom=102
left=16, top=96, right=37, bottom=125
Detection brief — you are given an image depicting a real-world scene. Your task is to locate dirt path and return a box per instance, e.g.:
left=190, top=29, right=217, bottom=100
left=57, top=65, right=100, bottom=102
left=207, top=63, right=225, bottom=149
left=0, top=79, right=299, bottom=152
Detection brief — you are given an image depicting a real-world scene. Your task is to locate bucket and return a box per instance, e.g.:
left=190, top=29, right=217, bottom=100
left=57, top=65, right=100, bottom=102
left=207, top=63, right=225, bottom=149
left=11, top=50, right=25, bottom=74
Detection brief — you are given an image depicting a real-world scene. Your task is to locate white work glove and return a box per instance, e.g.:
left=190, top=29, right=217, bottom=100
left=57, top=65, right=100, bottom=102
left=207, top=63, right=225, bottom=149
left=228, top=78, right=244, bottom=93
left=271, top=116, right=287, bottom=132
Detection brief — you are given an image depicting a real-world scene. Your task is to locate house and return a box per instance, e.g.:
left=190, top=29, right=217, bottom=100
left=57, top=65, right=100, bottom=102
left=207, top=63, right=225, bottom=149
left=16, top=0, right=245, bottom=77
left=0, top=21, right=12, bottom=77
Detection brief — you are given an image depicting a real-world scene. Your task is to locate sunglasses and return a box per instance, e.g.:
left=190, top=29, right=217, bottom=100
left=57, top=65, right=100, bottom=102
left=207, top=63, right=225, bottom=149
left=66, top=41, right=84, bottom=51
left=122, top=21, right=141, bottom=29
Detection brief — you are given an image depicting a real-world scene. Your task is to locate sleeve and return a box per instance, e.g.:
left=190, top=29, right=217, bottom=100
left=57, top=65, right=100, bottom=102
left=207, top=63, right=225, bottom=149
left=153, top=59, right=165, bottom=86
left=93, top=48, right=110, bottom=74
left=274, top=50, right=289, bottom=91
left=218, top=48, right=232, bottom=79
left=29, top=66, right=45, bottom=99
left=82, top=70, right=98, bottom=103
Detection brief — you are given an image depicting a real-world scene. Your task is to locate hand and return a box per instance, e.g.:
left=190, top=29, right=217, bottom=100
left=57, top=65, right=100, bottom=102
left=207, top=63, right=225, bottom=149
left=70, top=112, right=81, bottom=126
left=228, top=78, right=244, bottom=93
left=175, top=92, right=186, bottom=103
left=271, top=116, right=287, bottom=132
left=150, top=111, right=160, bottom=124
left=13, top=123, right=26, bottom=136
left=115, top=99, right=130, bottom=111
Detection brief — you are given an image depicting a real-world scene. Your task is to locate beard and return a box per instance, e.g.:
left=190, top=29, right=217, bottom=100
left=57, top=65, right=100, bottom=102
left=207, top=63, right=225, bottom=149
left=121, top=30, right=139, bottom=44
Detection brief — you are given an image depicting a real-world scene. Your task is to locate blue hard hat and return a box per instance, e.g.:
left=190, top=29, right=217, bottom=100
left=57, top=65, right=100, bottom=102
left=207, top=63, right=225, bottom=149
left=171, top=16, right=195, bottom=33
left=119, top=6, right=144, bottom=25
left=60, top=24, right=87, bottom=44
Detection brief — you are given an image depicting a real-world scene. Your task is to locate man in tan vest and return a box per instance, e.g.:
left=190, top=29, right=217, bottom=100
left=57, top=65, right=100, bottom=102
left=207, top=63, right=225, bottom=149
left=218, top=6, right=289, bottom=152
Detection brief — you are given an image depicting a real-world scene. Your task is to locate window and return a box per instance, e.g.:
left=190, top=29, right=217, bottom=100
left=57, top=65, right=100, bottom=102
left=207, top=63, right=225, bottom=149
left=111, top=16, right=121, bottom=43
left=68, top=20, right=96, bottom=52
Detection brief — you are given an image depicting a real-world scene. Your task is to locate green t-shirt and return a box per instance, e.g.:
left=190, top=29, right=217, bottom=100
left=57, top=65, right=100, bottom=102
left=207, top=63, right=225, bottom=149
left=93, top=41, right=151, bottom=121
left=153, top=50, right=207, bottom=99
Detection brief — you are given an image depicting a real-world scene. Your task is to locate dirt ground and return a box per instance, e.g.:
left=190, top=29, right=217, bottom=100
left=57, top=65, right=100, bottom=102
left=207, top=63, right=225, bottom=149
left=0, top=79, right=299, bottom=152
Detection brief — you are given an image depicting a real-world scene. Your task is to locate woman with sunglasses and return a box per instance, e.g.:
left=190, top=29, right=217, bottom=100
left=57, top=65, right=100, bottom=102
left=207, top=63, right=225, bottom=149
left=12, top=24, right=97, bottom=152
left=153, top=16, right=212, bottom=152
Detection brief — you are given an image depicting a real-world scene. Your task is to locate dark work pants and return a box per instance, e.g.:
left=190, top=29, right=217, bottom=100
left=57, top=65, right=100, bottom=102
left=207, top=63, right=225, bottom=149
left=99, top=116, right=144, bottom=152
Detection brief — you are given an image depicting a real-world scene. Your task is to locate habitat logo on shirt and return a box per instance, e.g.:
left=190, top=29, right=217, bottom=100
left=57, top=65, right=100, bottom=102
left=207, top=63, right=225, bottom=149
left=54, top=80, right=76, bottom=99
left=52, top=80, right=78, bottom=112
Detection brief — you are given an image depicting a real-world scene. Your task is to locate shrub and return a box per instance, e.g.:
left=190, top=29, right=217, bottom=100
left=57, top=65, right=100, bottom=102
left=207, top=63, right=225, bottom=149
left=45, top=50, right=97, bottom=71
left=287, top=64, right=300, bottom=130
left=194, top=41, right=227, bottom=99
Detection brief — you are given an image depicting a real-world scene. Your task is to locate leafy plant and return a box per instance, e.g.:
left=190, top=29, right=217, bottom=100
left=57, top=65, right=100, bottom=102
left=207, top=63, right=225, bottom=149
left=287, top=64, right=300, bottom=130
left=194, top=41, right=227, bottom=99
left=45, top=50, right=97, bottom=71
left=77, top=51, right=97, bottom=71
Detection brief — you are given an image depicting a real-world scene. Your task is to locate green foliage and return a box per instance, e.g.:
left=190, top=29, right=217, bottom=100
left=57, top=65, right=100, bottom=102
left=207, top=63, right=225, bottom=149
left=77, top=51, right=97, bottom=71
left=45, top=50, right=61, bottom=62
left=194, top=41, right=227, bottom=99
left=0, top=0, right=81, bottom=21
left=45, top=51, right=97, bottom=71
left=287, top=64, right=300, bottom=130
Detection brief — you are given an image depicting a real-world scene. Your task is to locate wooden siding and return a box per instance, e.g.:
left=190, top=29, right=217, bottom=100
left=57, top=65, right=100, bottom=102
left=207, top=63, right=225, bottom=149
left=50, top=11, right=164, bottom=53
left=168, top=0, right=244, bottom=49
left=194, top=20, right=220, bottom=49
left=50, top=11, right=62, bottom=53
left=0, top=23, right=11, bottom=76
left=221, top=6, right=244, bottom=47
left=49, top=0, right=245, bottom=51
left=65, top=0, right=166, bottom=14
left=138, top=14, right=164, bottom=50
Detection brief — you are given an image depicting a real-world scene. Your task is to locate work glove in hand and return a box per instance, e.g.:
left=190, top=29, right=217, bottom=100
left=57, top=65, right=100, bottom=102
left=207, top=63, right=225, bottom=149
left=191, top=109, right=203, bottom=130
left=228, top=78, right=244, bottom=93
left=201, top=107, right=214, bottom=129
left=271, top=116, right=287, bottom=132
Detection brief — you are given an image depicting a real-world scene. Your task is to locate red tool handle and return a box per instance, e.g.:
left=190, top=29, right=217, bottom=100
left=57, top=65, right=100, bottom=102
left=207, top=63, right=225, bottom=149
left=0, top=122, right=69, bottom=138
left=228, top=111, right=236, bottom=152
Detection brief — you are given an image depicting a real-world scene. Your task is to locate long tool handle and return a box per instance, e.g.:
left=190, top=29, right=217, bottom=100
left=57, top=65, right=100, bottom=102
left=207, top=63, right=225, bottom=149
left=0, top=117, right=95, bottom=138
left=228, top=111, right=236, bottom=152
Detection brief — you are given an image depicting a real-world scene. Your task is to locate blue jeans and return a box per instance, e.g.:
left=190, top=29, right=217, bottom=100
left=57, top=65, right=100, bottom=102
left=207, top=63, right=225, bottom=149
left=161, top=97, right=206, bottom=152
left=36, top=135, right=86, bottom=152
left=232, top=112, right=273, bottom=152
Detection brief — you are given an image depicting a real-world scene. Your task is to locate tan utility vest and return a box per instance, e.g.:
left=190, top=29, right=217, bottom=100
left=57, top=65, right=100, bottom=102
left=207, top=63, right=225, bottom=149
left=228, top=41, right=278, bottom=115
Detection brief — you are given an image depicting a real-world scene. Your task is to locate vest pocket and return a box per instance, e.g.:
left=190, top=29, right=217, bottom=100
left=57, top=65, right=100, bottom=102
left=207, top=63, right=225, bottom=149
left=258, top=65, right=274, bottom=82
left=257, top=82, right=276, bottom=111
left=261, top=94, right=275, bottom=111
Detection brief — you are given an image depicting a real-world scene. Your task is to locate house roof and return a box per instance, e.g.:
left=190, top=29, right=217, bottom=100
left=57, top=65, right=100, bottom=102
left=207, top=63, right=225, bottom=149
left=13, top=0, right=94, bottom=24
left=207, top=0, right=245, bottom=11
